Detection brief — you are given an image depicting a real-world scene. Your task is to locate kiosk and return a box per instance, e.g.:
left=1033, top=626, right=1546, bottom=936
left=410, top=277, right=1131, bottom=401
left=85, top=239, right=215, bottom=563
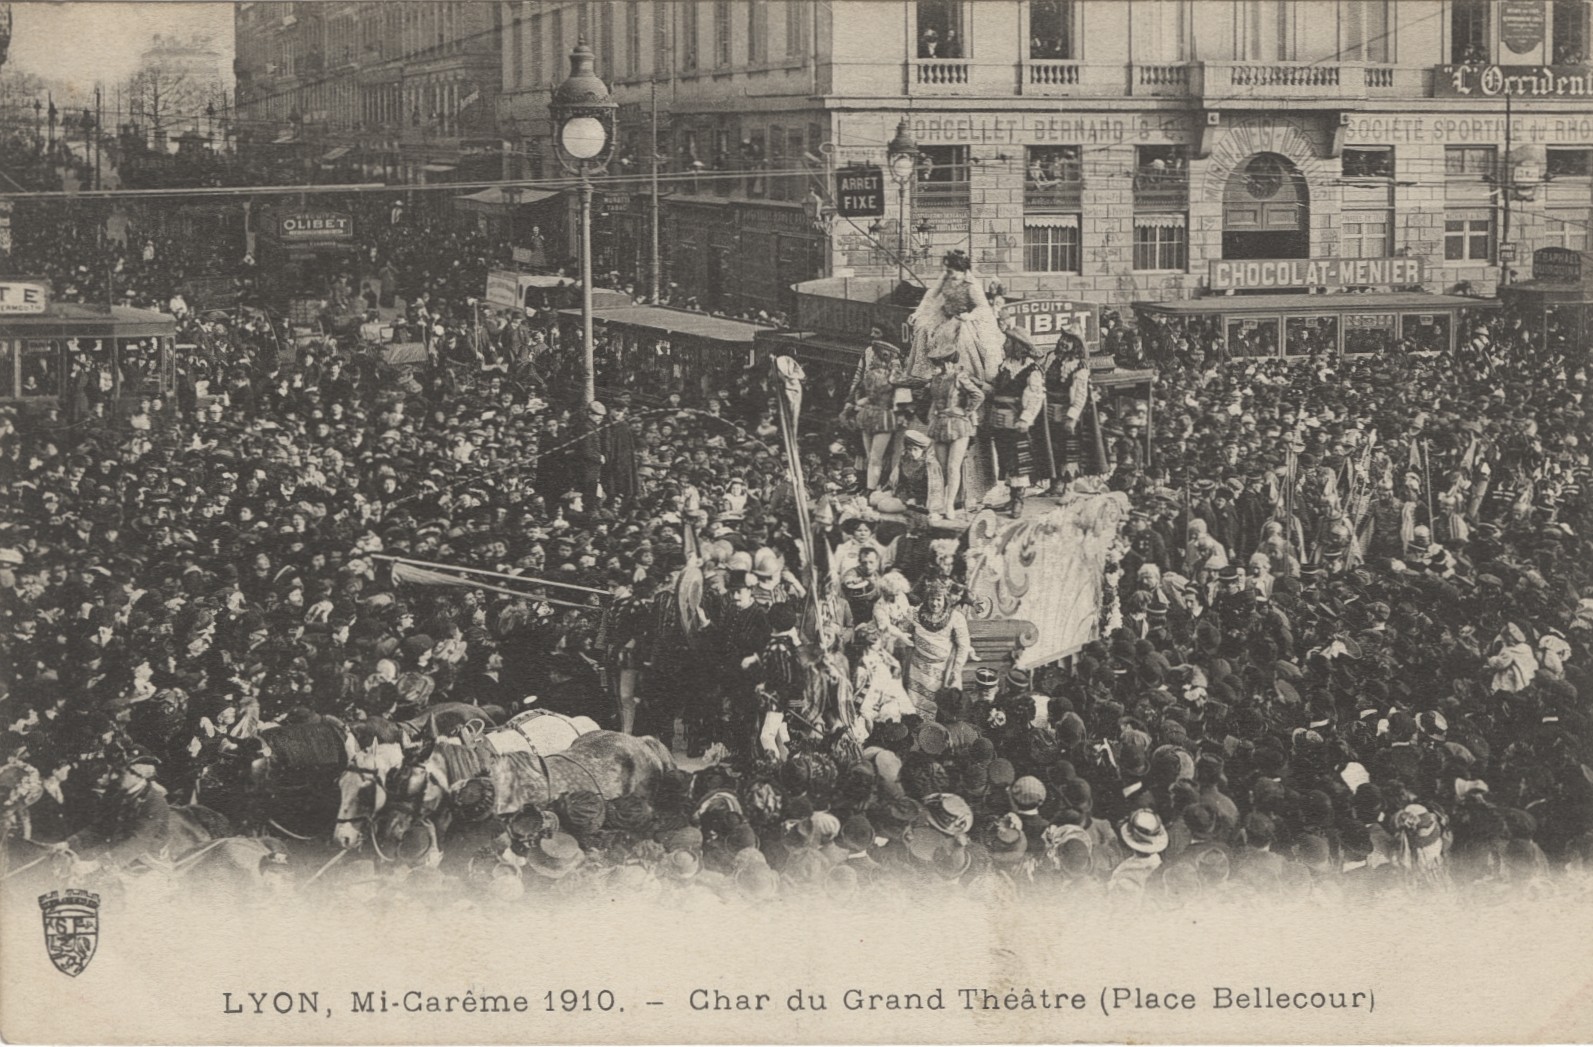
left=1501, top=248, right=1593, bottom=353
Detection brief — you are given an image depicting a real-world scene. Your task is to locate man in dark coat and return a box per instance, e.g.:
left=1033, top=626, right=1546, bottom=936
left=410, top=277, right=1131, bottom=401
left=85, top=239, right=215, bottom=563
left=572, top=401, right=607, bottom=506
left=59, top=752, right=172, bottom=869
left=600, top=396, right=640, bottom=509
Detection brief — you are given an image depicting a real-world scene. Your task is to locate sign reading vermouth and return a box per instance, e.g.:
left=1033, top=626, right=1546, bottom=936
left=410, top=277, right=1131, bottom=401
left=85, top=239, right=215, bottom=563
left=1208, top=257, right=1424, bottom=292
left=0, top=279, right=50, bottom=315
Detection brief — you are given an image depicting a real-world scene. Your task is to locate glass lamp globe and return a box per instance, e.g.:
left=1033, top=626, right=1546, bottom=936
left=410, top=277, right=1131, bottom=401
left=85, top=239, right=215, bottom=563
left=890, top=152, right=917, bottom=184
left=560, top=116, right=608, bottom=161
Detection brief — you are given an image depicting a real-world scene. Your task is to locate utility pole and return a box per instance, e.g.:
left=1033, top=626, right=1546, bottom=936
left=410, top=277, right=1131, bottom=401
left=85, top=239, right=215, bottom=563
left=1500, top=92, right=1513, bottom=288
left=94, top=83, right=102, bottom=191
left=649, top=74, right=660, bottom=302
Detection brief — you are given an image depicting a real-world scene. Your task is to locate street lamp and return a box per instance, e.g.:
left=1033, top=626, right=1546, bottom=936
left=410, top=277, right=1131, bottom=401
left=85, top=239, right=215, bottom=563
left=550, top=38, right=617, bottom=405
left=886, top=116, right=919, bottom=290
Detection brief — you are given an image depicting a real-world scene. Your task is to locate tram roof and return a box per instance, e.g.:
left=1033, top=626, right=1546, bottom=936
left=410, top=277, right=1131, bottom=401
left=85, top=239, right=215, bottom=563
left=0, top=303, right=176, bottom=337
left=1134, top=293, right=1498, bottom=316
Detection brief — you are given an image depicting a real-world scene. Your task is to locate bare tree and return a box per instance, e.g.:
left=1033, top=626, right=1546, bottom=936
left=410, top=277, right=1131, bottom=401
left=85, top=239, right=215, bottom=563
left=125, top=63, right=209, bottom=141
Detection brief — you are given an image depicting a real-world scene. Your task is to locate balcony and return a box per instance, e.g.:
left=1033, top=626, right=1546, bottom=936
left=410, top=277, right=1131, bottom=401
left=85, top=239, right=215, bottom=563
left=1132, top=63, right=1192, bottom=97
left=914, top=181, right=971, bottom=211
left=1024, top=181, right=1084, bottom=212
left=908, top=58, right=972, bottom=94
left=1022, top=59, right=1082, bottom=94
left=1192, top=61, right=1369, bottom=104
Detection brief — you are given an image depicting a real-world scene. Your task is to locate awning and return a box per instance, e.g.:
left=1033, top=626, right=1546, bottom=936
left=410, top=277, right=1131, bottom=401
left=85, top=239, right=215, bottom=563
left=320, top=146, right=351, bottom=162
left=455, top=186, right=558, bottom=211
left=1023, top=214, right=1079, bottom=229
left=557, top=304, right=772, bottom=345
left=1134, top=212, right=1186, bottom=228
left=423, top=163, right=457, bottom=173
left=1135, top=292, right=1499, bottom=317
left=272, top=131, right=296, bottom=144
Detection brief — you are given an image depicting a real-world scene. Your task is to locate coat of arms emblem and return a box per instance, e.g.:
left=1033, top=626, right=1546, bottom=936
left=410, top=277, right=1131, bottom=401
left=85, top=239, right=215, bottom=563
left=39, top=889, right=100, bottom=977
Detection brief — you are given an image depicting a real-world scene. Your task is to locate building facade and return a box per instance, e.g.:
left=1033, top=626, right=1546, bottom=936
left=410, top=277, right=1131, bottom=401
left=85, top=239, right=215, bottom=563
left=502, top=0, right=1593, bottom=314
left=234, top=1, right=502, bottom=182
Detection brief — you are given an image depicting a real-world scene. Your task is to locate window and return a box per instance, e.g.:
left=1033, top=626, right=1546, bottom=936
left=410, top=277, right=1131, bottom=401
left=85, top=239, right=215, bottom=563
left=625, top=1, right=641, bottom=75
left=578, top=1, right=591, bottom=43
left=20, top=340, right=60, bottom=397
left=1445, top=145, right=1497, bottom=178
left=748, top=0, right=768, bottom=64
left=744, top=129, right=766, bottom=196
left=914, top=145, right=970, bottom=209
left=1234, top=1, right=1294, bottom=61
left=1547, top=147, right=1592, bottom=178
left=1342, top=215, right=1391, bottom=258
left=1342, top=147, right=1393, bottom=180
left=786, top=1, right=807, bottom=55
left=598, top=1, right=615, bottom=79
left=1134, top=217, right=1187, bottom=270
left=1444, top=212, right=1493, bottom=261
left=1451, top=0, right=1491, bottom=64
left=714, top=0, right=732, bottom=67
left=1030, top=0, right=1076, bottom=59
left=917, top=0, right=965, bottom=58
left=1553, top=0, right=1588, bottom=63
left=1342, top=0, right=1392, bottom=62
left=1131, top=0, right=1187, bottom=61
left=1023, top=219, right=1081, bottom=272
left=1024, top=145, right=1082, bottom=210
left=549, top=10, right=563, bottom=81
left=768, top=126, right=787, bottom=199
left=655, top=6, right=672, bottom=74
left=1134, top=145, right=1189, bottom=210
left=1547, top=211, right=1589, bottom=250
left=681, top=2, right=699, bottom=71
left=510, top=5, right=524, bottom=87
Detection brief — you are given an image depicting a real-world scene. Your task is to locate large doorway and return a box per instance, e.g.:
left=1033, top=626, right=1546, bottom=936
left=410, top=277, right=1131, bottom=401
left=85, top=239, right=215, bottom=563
left=1222, top=152, right=1310, bottom=260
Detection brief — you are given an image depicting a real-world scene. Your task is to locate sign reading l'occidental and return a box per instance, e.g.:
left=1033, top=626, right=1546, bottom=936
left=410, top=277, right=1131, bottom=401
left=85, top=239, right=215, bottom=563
left=1209, top=257, right=1423, bottom=292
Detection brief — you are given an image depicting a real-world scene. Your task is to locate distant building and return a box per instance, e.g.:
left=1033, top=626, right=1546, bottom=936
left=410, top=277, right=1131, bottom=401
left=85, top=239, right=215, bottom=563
left=233, top=1, right=502, bottom=183
left=499, top=0, right=1593, bottom=315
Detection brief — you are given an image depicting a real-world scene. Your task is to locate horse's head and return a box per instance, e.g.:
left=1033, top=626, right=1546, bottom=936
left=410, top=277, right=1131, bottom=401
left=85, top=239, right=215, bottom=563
left=333, top=734, right=402, bottom=850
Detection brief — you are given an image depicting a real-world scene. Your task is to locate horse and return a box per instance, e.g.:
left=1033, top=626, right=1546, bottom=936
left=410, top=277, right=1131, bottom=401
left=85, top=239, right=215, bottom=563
left=332, top=729, right=674, bottom=852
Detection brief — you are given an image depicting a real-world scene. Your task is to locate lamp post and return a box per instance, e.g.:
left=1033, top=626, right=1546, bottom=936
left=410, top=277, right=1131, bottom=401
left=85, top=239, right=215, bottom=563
left=550, top=38, right=617, bottom=405
left=886, top=116, right=919, bottom=291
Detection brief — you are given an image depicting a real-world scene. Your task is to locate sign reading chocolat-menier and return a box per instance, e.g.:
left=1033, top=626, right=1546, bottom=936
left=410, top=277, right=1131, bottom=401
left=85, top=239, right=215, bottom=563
left=1209, top=257, right=1423, bottom=292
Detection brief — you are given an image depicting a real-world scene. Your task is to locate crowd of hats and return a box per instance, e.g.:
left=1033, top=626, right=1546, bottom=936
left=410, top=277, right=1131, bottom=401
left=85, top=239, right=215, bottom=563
left=5, top=191, right=1593, bottom=903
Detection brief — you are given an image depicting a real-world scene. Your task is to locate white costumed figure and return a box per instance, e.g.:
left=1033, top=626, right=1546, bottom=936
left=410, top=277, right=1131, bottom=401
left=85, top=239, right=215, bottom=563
left=906, top=250, right=1006, bottom=517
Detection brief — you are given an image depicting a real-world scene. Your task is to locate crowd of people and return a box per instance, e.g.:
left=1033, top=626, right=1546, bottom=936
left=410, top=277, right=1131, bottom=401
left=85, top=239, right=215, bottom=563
left=3, top=191, right=1593, bottom=910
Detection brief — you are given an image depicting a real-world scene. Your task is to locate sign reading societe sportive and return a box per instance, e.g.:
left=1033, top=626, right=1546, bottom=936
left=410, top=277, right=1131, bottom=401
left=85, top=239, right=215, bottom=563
left=999, top=299, right=1099, bottom=351
left=1208, top=257, right=1423, bottom=292
left=0, top=279, right=50, bottom=315
left=834, top=166, right=885, bottom=219
left=1437, top=64, right=1593, bottom=97
left=276, top=212, right=353, bottom=241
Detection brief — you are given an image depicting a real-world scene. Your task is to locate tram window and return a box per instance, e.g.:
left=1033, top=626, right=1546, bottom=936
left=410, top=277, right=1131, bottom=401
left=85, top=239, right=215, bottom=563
left=1285, top=316, right=1339, bottom=357
left=1225, top=318, right=1279, bottom=357
left=1344, top=323, right=1395, bottom=356
left=118, top=338, right=161, bottom=394
left=20, top=340, right=61, bottom=397
left=1400, top=314, right=1451, bottom=354
left=0, top=342, right=13, bottom=399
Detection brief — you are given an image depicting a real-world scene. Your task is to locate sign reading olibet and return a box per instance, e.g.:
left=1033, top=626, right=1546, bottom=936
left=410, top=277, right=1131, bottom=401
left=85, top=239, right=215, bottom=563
left=1208, top=258, right=1424, bottom=292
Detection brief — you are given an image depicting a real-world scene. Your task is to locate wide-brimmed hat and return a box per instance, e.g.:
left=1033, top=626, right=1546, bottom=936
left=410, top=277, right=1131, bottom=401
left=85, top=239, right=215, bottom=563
left=923, top=793, right=973, bottom=838
left=525, top=831, right=586, bottom=879
left=1119, top=808, right=1169, bottom=854
left=989, top=812, right=1029, bottom=864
